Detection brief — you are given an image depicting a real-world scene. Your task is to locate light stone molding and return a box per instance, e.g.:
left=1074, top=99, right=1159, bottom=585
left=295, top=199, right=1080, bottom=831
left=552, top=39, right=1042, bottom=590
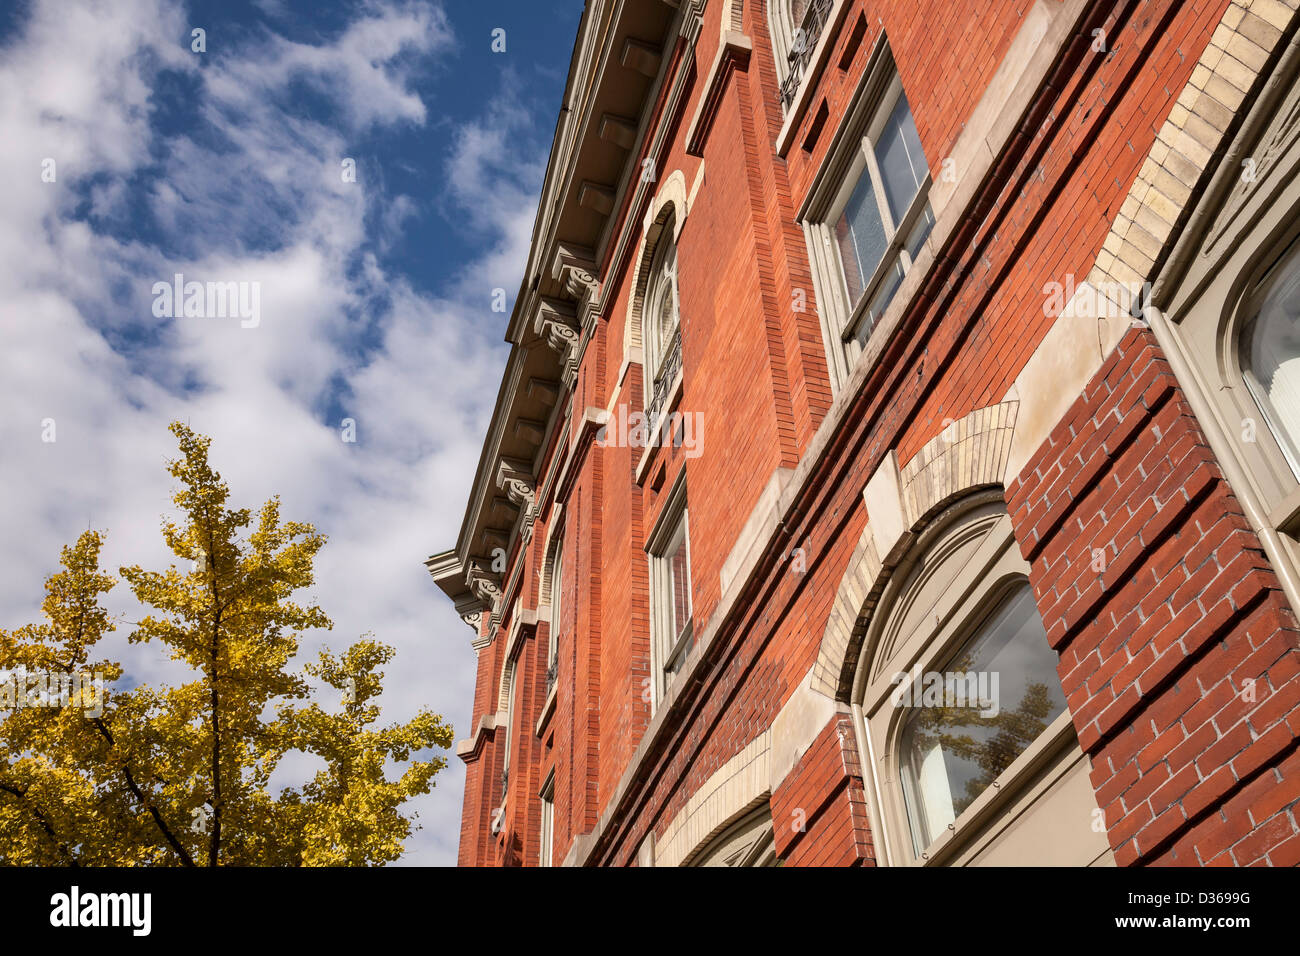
left=654, top=730, right=771, bottom=867
left=625, top=169, right=692, bottom=361
left=812, top=401, right=1019, bottom=699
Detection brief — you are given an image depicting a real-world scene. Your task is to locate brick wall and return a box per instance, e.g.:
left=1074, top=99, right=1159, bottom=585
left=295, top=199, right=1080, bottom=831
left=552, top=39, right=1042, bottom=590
left=1007, top=327, right=1300, bottom=865
left=451, top=0, right=1300, bottom=868
left=770, top=715, right=875, bottom=865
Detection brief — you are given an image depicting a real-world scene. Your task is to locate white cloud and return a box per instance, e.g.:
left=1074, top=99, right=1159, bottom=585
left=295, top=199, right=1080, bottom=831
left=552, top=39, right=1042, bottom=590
left=0, top=0, right=543, bottom=865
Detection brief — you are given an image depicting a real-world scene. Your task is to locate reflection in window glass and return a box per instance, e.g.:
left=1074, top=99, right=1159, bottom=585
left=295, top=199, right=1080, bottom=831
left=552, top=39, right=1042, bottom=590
left=1243, top=244, right=1300, bottom=478
left=898, top=585, right=1065, bottom=854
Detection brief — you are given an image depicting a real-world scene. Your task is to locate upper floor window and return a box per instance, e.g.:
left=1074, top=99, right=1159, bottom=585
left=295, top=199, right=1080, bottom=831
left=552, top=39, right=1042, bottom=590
left=547, top=540, right=563, bottom=684
left=769, top=0, right=834, bottom=111
left=643, top=219, right=682, bottom=426
left=539, top=772, right=555, bottom=867
left=646, top=475, right=692, bottom=706
left=501, top=658, right=518, bottom=789
left=801, top=49, right=934, bottom=390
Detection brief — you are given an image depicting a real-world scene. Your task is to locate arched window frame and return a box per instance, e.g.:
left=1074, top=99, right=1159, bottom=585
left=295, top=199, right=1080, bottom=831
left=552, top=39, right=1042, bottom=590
left=545, top=525, right=565, bottom=674
left=850, top=491, right=1105, bottom=866
left=767, top=0, right=816, bottom=87
left=500, top=655, right=519, bottom=790
left=641, top=215, right=681, bottom=413
left=688, top=804, right=778, bottom=867
left=1153, top=47, right=1300, bottom=606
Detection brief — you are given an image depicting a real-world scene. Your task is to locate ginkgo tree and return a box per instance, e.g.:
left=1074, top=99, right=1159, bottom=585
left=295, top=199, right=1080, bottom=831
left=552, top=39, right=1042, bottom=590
left=0, top=422, right=453, bottom=866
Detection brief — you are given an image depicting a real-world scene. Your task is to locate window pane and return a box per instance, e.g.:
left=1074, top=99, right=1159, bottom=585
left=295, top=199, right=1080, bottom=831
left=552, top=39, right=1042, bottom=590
left=874, top=93, right=928, bottom=224
left=669, top=534, right=691, bottom=641
left=1243, top=250, right=1300, bottom=476
left=855, top=257, right=905, bottom=346
left=835, top=168, right=888, bottom=305
left=549, top=550, right=562, bottom=664
left=654, top=288, right=675, bottom=366
left=905, top=202, right=936, bottom=259
left=540, top=799, right=553, bottom=866
left=898, top=585, right=1066, bottom=853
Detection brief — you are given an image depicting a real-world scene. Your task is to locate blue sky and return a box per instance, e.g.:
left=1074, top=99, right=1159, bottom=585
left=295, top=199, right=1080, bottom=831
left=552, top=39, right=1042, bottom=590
left=0, top=0, right=579, bottom=864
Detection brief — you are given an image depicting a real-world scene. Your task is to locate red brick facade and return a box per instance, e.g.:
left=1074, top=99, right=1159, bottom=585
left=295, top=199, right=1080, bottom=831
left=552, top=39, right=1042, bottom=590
left=1008, top=328, right=1300, bottom=866
left=431, top=0, right=1300, bottom=867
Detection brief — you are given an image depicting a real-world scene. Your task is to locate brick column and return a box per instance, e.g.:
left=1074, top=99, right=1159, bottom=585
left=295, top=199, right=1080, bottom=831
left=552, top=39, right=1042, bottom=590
left=1007, top=327, right=1300, bottom=865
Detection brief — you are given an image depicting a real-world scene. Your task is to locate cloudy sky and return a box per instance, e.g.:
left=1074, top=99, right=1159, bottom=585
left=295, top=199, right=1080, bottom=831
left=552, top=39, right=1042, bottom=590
left=0, top=0, right=578, bottom=864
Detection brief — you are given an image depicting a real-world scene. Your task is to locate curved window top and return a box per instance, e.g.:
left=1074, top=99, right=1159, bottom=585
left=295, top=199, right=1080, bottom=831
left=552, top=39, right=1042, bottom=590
left=896, top=582, right=1065, bottom=855
left=1242, top=240, right=1300, bottom=478
left=644, top=227, right=679, bottom=379
left=548, top=544, right=563, bottom=668
left=642, top=221, right=682, bottom=423
left=689, top=805, right=777, bottom=867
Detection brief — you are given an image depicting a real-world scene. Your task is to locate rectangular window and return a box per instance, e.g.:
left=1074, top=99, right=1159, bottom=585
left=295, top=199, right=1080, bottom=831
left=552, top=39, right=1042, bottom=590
left=801, top=43, right=934, bottom=389
left=827, top=83, right=933, bottom=345
left=647, top=477, right=693, bottom=706
left=539, top=773, right=555, bottom=867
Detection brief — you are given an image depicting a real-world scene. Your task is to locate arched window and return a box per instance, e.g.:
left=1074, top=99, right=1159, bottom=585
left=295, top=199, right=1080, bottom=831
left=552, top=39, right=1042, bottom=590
left=546, top=539, right=563, bottom=688
left=896, top=583, right=1067, bottom=854
left=500, top=658, right=518, bottom=789
left=642, top=218, right=681, bottom=414
left=1241, top=238, right=1300, bottom=478
left=689, top=805, right=777, bottom=867
left=853, top=494, right=1111, bottom=866
left=768, top=0, right=817, bottom=92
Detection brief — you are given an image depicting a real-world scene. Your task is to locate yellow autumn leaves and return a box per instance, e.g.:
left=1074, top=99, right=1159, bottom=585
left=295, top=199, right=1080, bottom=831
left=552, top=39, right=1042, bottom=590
left=0, top=422, right=452, bottom=865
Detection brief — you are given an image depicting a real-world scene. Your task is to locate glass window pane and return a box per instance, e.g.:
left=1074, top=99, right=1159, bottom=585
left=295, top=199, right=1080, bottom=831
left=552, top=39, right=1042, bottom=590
left=905, top=202, right=936, bottom=259
left=898, top=585, right=1066, bottom=853
left=540, top=798, right=553, bottom=866
left=835, top=168, right=888, bottom=306
left=855, top=257, right=905, bottom=346
left=874, top=94, right=928, bottom=224
left=549, top=549, right=562, bottom=664
left=1243, top=249, right=1300, bottom=477
left=669, top=533, right=690, bottom=640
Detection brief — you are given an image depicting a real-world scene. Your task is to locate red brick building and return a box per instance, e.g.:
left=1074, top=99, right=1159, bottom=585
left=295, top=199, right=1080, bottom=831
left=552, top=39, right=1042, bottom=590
left=429, top=0, right=1300, bottom=866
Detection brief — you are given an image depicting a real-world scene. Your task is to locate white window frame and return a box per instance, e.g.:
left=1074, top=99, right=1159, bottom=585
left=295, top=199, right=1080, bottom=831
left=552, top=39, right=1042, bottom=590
left=642, top=220, right=681, bottom=408
left=501, top=657, right=518, bottom=787
left=538, top=771, right=555, bottom=867
left=645, top=472, right=693, bottom=708
left=800, top=41, right=933, bottom=391
left=851, top=495, right=1106, bottom=866
left=548, top=541, right=563, bottom=670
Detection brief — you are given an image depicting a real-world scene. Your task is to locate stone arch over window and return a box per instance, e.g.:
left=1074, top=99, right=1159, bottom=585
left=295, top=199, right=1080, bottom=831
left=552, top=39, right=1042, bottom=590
left=807, top=401, right=1110, bottom=866
left=651, top=730, right=771, bottom=866
left=812, top=401, right=1019, bottom=699
left=688, top=804, right=777, bottom=867
left=625, top=169, right=690, bottom=362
